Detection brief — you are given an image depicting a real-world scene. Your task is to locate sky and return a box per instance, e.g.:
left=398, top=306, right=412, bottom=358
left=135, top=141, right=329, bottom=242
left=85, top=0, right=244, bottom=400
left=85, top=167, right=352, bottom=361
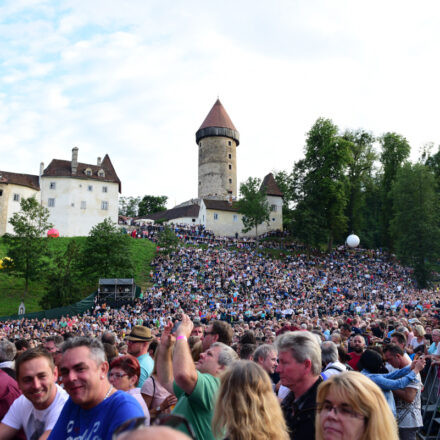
left=1, top=0, right=440, bottom=208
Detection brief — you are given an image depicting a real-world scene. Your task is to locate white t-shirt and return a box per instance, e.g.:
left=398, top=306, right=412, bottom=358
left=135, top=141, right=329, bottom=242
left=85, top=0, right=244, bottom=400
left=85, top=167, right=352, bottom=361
left=2, top=384, right=68, bottom=439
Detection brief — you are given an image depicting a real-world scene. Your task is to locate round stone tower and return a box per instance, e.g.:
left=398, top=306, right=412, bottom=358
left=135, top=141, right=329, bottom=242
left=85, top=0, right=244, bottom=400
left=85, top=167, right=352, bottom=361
left=196, top=99, right=240, bottom=200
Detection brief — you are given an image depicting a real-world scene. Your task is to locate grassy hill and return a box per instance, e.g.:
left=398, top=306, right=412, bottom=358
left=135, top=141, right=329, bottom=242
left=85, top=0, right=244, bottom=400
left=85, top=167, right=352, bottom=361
left=0, top=237, right=156, bottom=316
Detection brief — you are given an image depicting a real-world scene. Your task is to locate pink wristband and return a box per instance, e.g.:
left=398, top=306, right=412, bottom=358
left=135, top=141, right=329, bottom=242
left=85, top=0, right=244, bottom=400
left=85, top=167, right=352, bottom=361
left=176, top=335, right=187, bottom=341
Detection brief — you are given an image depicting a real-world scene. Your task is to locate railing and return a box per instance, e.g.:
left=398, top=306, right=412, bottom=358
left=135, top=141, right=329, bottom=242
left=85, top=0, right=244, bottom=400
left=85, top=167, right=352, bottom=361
left=420, top=363, right=440, bottom=439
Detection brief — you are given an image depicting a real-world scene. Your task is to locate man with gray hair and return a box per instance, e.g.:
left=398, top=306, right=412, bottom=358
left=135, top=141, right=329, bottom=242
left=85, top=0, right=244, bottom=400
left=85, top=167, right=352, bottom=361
left=48, top=337, right=144, bottom=440
left=157, top=314, right=238, bottom=440
left=320, top=341, right=347, bottom=379
left=253, top=344, right=278, bottom=376
left=276, top=331, right=323, bottom=440
left=0, top=339, right=17, bottom=379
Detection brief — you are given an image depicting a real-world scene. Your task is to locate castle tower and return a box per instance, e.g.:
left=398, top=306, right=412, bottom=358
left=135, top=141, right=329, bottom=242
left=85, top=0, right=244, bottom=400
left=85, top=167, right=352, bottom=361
left=196, top=99, right=240, bottom=200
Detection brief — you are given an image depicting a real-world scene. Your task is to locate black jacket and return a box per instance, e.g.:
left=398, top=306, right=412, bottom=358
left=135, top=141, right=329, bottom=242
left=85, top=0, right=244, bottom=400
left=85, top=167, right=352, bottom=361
left=281, top=377, right=323, bottom=440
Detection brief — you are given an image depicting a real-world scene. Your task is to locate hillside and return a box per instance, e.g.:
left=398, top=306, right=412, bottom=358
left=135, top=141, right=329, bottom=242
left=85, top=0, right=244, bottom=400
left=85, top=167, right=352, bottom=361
left=0, top=236, right=156, bottom=316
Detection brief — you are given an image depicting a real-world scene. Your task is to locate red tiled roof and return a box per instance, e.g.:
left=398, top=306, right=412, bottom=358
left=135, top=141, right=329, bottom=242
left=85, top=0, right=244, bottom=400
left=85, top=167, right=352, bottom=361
left=199, top=99, right=237, bottom=131
left=260, top=173, right=283, bottom=197
left=0, top=171, right=40, bottom=190
left=43, top=154, right=121, bottom=193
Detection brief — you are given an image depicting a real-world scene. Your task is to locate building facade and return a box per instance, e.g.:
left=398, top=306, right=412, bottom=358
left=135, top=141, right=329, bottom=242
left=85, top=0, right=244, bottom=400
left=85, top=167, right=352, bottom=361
left=0, top=148, right=121, bottom=237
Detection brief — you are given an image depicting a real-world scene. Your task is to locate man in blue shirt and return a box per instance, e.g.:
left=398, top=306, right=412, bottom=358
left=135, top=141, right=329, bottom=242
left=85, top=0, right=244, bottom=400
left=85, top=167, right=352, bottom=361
left=49, top=337, right=143, bottom=440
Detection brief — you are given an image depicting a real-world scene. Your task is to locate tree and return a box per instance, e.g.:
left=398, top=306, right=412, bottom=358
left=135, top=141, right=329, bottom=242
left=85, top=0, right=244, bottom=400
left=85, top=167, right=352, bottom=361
left=390, top=163, right=440, bottom=287
left=236, top=177, right=270, bottom=237
left=40, top=240, right=84, bottom=308
left=3, top=196, right=53, bottom=299
left=379, top=132, right=411, bottom=250
left=292, top=118, right=351, bottom=250
left=342, top=129, right=377, bottom=236
left=81, top=218, right=134, bottom=280
left=118, top=196, right=141, bottom=216
left=157, top=226, right=179, bottom=252
left=138, top=195, right=168, bottom=216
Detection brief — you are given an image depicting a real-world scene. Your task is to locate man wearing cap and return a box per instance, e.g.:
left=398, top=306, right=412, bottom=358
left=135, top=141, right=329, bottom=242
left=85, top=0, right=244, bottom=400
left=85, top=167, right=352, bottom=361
left=126, top=326, right=154, bottom=387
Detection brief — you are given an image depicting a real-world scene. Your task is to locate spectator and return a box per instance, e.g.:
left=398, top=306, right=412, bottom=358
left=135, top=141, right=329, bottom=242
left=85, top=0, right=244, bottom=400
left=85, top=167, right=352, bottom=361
left=109, top=355, right=150, bottom=421
left=0, top=369, right=21, bottom=423
left=202, top=320, right=233, bottom=351
left=253, top=344, right=278, bottom=376
left=347, top=334, right=366, bottom=371
left=14, top=339, right=29, bottom=358
left=141, top=350, right=177, bottom=422
left=0, top=347, right=69, bottom=440
left=358, top=349, right=425, bottom=417
left=0, top=340, right=17, bottom=379
left=212, top=360, right=289, bottom=440
left=48, top=337, right=144, bottom=439
left=157, top=314, right=237, bottom=440
left=321, top=341, right=347, bottom=379
left=383, top=344, right=423, bottom=440
left=276, top=331, right=323, bottom=440
left=315, top=371, right=398, bottom=440
left=126, top=326, right=154, bottom=387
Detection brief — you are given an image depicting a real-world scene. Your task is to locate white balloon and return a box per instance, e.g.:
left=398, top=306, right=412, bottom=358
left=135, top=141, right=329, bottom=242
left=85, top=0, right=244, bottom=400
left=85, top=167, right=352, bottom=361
left=346, top=234, right=360, bottom=248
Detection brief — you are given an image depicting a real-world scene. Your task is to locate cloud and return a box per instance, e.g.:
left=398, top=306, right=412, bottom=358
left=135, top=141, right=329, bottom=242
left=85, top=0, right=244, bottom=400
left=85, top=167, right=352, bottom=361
left=1, top=0, right=440, bottom=207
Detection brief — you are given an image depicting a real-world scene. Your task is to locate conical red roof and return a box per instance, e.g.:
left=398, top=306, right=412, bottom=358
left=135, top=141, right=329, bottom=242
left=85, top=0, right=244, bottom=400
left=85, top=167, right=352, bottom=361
left=198, top=99, right=237, bottom=131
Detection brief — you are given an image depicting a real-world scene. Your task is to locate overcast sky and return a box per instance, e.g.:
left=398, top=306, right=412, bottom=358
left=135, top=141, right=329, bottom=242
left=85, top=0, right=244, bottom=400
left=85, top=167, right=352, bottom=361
left=2, top=0, right=440, bottom=207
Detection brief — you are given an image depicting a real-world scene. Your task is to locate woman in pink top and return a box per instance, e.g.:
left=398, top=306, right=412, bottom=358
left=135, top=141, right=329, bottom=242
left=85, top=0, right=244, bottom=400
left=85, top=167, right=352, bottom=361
left=141, top=350, right=177, bottom=421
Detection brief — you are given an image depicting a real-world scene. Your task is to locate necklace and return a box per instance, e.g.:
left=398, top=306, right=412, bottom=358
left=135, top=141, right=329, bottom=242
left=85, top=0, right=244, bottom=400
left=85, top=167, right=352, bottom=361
left=104, top=385, right=113, bottom=400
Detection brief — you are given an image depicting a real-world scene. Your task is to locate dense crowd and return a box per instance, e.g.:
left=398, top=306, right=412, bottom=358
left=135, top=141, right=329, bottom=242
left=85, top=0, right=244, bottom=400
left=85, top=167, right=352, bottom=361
left=1, top=233, right=440, bottom=439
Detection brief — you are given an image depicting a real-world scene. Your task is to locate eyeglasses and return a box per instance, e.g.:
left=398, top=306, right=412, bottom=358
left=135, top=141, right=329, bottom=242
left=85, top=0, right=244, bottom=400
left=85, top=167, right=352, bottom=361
left=318, top=401, right=365, bottom=420
left=112, top=415, right=196, bottom=439
left=109, top=372, right=128, bottom=379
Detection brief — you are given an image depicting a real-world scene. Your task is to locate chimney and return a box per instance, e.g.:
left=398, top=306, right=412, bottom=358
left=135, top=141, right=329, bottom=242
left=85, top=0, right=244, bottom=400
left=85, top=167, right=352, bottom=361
left=39, top=162, right=44, bottom=177
left=97, top=157, right=102, bottom=166
left=72, top=147, right=78, bottom=175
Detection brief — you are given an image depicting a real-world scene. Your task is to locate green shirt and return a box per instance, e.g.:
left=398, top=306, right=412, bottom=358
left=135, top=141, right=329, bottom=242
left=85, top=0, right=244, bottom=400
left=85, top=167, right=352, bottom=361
left=172, top=371, right=220, bottom=440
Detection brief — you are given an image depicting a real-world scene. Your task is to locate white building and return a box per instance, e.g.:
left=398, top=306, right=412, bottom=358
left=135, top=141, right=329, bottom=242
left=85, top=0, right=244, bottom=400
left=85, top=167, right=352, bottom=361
left=0, top=148, right=121, bottom=237
left=0, top=172, right=41, bottom=235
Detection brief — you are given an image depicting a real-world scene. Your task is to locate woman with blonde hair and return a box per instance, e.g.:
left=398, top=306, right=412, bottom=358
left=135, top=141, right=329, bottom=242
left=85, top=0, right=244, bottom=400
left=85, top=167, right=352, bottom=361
left=212, top=360, right=289, bottom=440
left=316, top=371, right=398, bottom=440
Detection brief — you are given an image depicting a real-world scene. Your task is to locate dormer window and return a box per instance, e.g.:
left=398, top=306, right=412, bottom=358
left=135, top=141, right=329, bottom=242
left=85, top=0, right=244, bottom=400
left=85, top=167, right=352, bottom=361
left=98, top=169, right=105, bottom=177
left=85, top=168, right=92, bottom=176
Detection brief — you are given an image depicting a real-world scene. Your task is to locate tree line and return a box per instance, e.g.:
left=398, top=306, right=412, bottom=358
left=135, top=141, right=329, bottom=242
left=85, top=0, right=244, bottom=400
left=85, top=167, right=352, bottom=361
left=119, top=195, right=168, bottom=217
left=272, top=117, right=440, bottom=287
left=2, top=198, right=135, bottom=309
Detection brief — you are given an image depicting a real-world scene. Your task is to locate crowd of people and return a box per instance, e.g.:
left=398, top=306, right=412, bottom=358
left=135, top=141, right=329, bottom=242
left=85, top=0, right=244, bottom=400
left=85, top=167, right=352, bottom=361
left=1, top=232, right=440, bottom=439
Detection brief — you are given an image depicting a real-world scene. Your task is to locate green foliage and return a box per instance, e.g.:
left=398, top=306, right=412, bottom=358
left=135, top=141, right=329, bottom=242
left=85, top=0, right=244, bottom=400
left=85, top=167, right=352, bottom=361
left=82, top=218, right=134, bottom=280
left=3, top=196, right=53, bottom=298
left=138, top=195, right=168, bottom=216
left=40, top=240, right=84, bottom=309
left=157, top=226, right=179, bottom=252
left=390, top=163, right=440, bottom=287
left=118, top=196, right=141, bottom=216
left=0, top=236, right=155, bottom=315
left=236, top=177, right=270, bottom=237
left=292, top=118, right=351, bottom=250
left=379, top=132, right=411, bottom=250
left=342, top=129, right=377, bottom=236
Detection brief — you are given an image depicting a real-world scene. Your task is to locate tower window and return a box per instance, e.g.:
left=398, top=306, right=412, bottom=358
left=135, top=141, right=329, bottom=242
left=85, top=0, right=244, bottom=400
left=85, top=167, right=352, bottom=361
left=228, top=154, right=232, bottom=159
left=228, top=164, right=232, bottom=170
left=228, top=141, right=231, bottom=146
left=229, top=179, right=232, bottom=184
left=214, top=213, right=218, bottom=220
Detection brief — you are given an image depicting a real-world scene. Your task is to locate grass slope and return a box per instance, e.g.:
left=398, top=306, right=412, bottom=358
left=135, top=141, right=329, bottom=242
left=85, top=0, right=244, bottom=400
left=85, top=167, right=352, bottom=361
left=0, top=237, right=156, bottom=316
